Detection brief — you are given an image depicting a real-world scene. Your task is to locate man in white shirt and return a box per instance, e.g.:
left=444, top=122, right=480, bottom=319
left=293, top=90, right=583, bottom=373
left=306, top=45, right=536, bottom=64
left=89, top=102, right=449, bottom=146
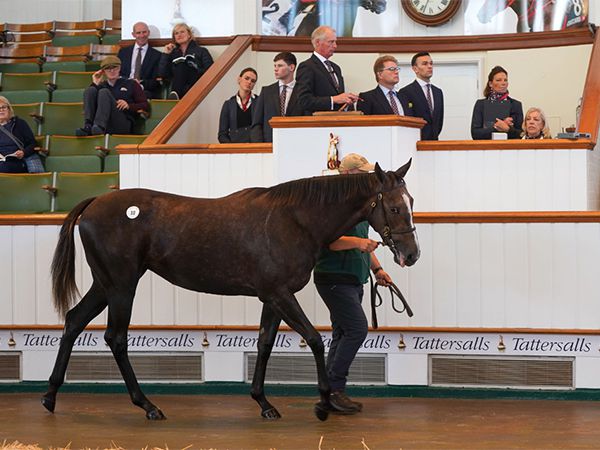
left=117, top=22, right=162, bottom=99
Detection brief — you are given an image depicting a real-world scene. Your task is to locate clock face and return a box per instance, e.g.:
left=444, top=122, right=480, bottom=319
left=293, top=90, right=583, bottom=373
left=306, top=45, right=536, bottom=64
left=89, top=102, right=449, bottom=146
left=402, top=0, right=462, bottom=26
left=412, top=0, right=452, bottom=17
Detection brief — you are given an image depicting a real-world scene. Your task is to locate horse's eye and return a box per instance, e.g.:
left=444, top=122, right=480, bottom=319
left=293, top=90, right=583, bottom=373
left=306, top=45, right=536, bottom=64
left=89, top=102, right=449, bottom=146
left=390, top=207, right=400, bottom=214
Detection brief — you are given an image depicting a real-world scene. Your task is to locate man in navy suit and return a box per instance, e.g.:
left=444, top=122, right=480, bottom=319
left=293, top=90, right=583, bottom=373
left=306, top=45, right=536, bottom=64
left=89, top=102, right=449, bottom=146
left=398, top=52, right=444, bottom=140
left=295, top=25, right=359, bottom=115
left=358, top=55, right=414, bottom=117
left=251, top=52, right=303, bottom=143
left=117, top=22, right=162, bottom=99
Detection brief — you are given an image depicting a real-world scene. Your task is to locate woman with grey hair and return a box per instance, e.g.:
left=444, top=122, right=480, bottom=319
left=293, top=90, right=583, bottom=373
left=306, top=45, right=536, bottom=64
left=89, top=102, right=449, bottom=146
left=0, top=96, right=36, bottom=173
left=521, top=107, right=552, bottom=139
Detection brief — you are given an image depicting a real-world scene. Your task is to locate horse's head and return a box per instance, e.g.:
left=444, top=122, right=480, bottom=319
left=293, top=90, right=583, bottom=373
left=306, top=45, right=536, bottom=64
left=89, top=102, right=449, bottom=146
left=368, top=159, right=420, bottom=267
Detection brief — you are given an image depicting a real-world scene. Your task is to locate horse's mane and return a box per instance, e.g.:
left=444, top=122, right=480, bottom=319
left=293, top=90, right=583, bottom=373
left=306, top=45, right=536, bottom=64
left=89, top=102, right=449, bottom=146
left=265, top=172, right=380, bottom=206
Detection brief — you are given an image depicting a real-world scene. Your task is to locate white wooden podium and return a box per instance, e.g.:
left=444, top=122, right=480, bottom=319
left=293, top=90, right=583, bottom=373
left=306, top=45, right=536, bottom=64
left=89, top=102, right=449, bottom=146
left=270, top=115, right=426, bottom=183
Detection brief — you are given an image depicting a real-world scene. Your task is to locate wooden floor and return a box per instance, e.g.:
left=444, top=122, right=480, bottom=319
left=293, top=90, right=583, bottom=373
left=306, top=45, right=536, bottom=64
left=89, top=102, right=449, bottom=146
left=2, top=392, right=600, bottom=449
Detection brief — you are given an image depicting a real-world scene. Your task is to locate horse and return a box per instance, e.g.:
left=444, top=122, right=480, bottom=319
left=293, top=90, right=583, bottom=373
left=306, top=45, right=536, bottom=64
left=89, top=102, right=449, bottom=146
left=42, top=160, right=420, bottom=422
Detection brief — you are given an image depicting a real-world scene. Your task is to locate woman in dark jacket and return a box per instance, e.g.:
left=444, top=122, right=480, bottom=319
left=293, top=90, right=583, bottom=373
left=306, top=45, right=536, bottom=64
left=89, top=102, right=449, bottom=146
left=471, top=66, right=523, bottom=140
left=0, top=96, right=36, bottom=173
left=218, top=67, right=258, bottom=143
left=159, top=23, right=214, bottom=99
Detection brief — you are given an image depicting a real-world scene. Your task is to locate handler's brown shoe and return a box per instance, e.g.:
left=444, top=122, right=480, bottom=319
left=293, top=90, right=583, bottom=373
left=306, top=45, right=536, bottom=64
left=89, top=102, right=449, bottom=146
left=329, top=390, right=361, bottom=414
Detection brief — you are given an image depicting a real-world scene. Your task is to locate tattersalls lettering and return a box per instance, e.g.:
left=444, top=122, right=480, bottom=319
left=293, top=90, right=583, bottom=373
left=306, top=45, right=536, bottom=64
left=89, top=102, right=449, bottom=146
left=126, top=333, right=195, bottom=348
left=511, top=337, right=591, bottom=353
left=215, top=333, right=292, bottom=349
left=412, top=336, right=491, bottom=351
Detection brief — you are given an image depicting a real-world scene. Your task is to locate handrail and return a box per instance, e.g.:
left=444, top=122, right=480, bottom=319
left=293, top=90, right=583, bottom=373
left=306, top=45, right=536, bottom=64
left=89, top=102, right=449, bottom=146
left=417, top=138, right=595, bottom=151
left=143, top=35, right=254, bottom=145
left=4, top=211, right=600, bottom=227
left=578, top=27, right=600, bottom=143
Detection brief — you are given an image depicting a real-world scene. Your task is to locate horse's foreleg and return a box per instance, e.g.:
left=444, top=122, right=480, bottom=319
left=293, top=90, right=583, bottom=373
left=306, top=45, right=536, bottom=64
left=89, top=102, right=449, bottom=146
left=104, top=294, right=165, bottom=420
left=42, top=282, right=107, bottom=413
left=251, top=304, right=282, bottom=419
left=267, top=291, right=331, bottom=421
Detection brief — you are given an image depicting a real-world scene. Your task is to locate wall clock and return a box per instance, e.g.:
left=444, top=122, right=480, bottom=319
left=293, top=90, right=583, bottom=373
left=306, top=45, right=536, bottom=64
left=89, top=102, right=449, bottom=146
left=401, top=0, right=462, bottom=26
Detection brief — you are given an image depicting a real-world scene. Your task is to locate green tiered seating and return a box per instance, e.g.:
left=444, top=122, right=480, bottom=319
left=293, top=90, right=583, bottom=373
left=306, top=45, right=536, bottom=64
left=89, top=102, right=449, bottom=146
left=144, top=100, right=178, bottom=133
left=51, top=71, right=92, bottom=102
left=39, top=102, right=83, bottom=135
left=0, top=72, right=52, bottom=103
left=12, top=102, right=43, bottom=135
left=52, top=20, right=103, bottom=47
left=53, top=171, right=119, bottom=212
left=100, top=134, right=148, bottom=172
left=0, top=172, right=54, bottom=213
left=42, top=134, right=105, bottom=173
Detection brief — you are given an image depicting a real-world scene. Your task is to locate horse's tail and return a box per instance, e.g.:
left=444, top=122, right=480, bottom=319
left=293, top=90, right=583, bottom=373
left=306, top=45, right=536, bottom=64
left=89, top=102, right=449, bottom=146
left=51, top=197, right=97, bottom=319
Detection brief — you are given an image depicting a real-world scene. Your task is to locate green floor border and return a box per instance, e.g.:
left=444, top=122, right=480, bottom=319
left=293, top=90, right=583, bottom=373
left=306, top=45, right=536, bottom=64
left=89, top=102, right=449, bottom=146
left=2, top=381, right=600, bottom=401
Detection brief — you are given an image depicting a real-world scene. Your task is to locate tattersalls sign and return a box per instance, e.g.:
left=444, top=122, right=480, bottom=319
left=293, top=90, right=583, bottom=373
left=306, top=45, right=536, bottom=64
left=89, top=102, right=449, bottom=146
left=0, top=330, right=596, bottom=357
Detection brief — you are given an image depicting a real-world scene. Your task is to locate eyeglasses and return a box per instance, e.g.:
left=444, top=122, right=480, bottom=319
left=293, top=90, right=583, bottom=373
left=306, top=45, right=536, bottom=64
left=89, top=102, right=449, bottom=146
left=380, top=66, right=400, bottom=73
left=0, top=105, right=9, bottom=111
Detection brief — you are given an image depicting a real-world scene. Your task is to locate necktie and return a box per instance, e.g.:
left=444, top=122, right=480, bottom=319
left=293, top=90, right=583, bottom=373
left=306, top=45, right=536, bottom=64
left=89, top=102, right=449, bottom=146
left=324, top=60, right=340, bottom=91
left=426, top=83, right=434, bottom=114
left=133, top=47, right=143, bottom=80
left=388, top=91, right=400, bottom=115
left=280, top=84, right=287, bottom=116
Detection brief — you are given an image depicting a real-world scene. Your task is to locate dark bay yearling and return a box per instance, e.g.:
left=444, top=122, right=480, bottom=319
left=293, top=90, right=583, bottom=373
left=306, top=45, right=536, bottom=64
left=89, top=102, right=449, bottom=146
left=43, top=160, right=420, bottom=421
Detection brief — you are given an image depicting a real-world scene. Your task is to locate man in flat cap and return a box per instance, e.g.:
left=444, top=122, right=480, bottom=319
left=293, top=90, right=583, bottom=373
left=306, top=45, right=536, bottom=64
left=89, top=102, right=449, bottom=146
left=76, top=55, right=149, bottom=136
left=313, top=153, right=393, bottom=415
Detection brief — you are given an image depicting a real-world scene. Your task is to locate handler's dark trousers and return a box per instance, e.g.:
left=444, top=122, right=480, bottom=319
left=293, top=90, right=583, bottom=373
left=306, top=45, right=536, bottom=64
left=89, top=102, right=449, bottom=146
left=83, top=86, right=133, bottom=134
left=315, top=283, right=368, bottom=392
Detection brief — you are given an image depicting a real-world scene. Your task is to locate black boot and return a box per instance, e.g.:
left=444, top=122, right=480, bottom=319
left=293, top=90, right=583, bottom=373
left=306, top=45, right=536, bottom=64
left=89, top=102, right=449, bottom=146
left=329, top=390, right=361, bottom=414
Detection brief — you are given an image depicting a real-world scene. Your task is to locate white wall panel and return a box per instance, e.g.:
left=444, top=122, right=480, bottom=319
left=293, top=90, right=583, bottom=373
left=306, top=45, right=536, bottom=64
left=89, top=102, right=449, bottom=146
left=13, top=227, right=37, bottom=324
left=0, top=227, right=14, bottom=323
left=456, top=224, right=482, bottom=327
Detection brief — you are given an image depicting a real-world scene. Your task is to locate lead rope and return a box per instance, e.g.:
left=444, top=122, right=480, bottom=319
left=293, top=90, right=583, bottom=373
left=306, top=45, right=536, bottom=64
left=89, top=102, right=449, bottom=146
left=369, top=274, right=414, bottom=330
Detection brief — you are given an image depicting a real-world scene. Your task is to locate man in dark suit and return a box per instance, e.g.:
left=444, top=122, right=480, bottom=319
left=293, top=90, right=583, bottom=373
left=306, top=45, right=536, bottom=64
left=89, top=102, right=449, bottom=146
left=358, top=55, right=413, bottom=117
left=117, top=22, right=162, bottom=99
left=295, top=25, right=359, bottom=114
left=251, top=52, right=303, bottom=143
left=398, top=52, right=444, bottom=140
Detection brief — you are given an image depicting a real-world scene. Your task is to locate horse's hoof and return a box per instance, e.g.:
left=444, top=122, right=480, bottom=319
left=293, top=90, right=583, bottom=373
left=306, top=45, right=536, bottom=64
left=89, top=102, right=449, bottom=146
left=314, top=402, right=330, bottom=421
left=146, top=408, right=166, bottom=420
left=261, top=407, right=282, bottom=420
left=41, top=394, right=55, bottom=413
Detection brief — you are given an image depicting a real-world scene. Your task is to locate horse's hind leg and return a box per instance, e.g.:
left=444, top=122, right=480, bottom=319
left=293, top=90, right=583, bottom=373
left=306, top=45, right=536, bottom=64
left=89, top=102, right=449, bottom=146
left=42, top=281, right=108, bottom=413
left=104, top=291, right=165, bottom=420
left=251, top=304, right=282, bottom=419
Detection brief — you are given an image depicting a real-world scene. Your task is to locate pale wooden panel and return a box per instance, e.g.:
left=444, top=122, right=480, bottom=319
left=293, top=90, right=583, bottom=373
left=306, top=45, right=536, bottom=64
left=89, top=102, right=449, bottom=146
left=432, top=151, right=453, bottom=211
left=130, top=271, right=153, bottom=325
left=533, top=151, right=554, bottom=210
left=456, top=223, right=481, bottom=327
left=498, top=150, right=519, bottom=211
left=504, top=224, right=530, bottom=327
left=139, top=154, right=167, bottom=192
left=528, top=223, right=554, bottom=327
left=222, top=295, right=246, bottom=325
left=551, top=223, right=577, bottom=328
left=570, top=152, right=588, bottom=210
left=119, top=155, right=139, bottom=189
left=198, top=293, right=223, bottom=324
left=151, top=274, right=175, bottom=325
left=209, top=155, right=235, bottom=198
left=481, top=151, right=502, bottom=211
left=175, top=287, right=199, bottom=326
left=180, top=154, right=202, bottom=197
left=413, top=151, right=434, bottom=212
left=431, top=224, right=457, bottom=326
left=13, top=227, right=37, bottom=323
left=552, top=151, right=573, bottom=210
left=0, top=227, right=14, bottom=324
left=575, top=223, right=600, bottom=328
left=35, top=226, right=59, bottom=324
left=515, top=150, right=536, bottom=210
left=464, top=150, right=485, bottom=211
left=480, top=224, right=506, bottom=327
left=195, top=154, right=212, bottom=197
left=408, top=224, right=433, bottom=326
left=244, top=296, right=261, bottom=325
left=163, top=154, right=184, bottom=195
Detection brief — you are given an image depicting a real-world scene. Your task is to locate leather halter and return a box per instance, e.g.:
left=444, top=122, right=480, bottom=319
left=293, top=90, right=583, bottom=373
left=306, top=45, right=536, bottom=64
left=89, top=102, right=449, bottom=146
left=368, top=184, right=416, bottom=251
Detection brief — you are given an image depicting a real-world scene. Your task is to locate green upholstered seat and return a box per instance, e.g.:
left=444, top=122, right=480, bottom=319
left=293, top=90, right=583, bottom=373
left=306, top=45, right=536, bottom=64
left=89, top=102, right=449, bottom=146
left=144, top=100, right=178, bottom=133
left=46, top=135, right=105, bottom=156
left=39, top=102, right=83, bottom=135
left=0, top=172, right=54, bottom=213
left=1, top=71, right=53, bottom=91
left=11, top=102, right=43, bottom=135
left=53, top=171, right=119, bottom=212
left=44, top=155, right=102, bottom=173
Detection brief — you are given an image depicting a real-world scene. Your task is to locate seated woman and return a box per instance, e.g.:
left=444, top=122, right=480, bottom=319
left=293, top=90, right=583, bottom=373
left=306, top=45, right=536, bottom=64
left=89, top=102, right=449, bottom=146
left=218, top=68, right=258, bottom=143
left=522, top=107, right=552, bottom=139
left=0, top=96, right=36, bottom=174
left=471, top=66, right=523, bottom=140
left=159, top=23, right=214, bottom=100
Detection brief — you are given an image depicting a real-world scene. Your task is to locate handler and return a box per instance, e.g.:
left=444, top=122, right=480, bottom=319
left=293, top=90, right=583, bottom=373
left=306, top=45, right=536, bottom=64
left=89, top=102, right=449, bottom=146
left=314, top=153, right=393, bottom=414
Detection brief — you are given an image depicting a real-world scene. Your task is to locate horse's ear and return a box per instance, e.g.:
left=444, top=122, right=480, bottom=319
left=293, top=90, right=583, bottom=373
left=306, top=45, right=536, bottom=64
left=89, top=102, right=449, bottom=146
left=374, top=162, right=386, bottom=183
left=395, top=158, right=412, bottom=180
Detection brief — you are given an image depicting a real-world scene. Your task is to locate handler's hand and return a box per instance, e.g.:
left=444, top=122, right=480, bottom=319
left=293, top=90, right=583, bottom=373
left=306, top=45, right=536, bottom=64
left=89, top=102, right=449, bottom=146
left=357, top=238, right=379, bottom=253
left=375, top=269, right=392, bottom=287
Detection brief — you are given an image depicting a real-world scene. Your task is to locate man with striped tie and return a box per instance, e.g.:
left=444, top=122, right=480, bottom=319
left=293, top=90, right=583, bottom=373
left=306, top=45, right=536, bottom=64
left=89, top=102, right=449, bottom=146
left=295, top=25, right=360, bottom=115
left=251, top=52, right=303, bottom=143
left=358, top=55, right=414, bottom=117
left=398, top=52, right=445, bottom=140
